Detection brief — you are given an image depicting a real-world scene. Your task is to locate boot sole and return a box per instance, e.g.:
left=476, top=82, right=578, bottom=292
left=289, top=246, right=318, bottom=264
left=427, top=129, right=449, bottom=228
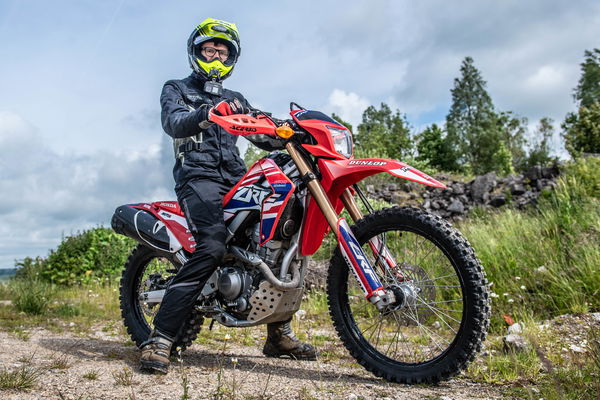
left=263, top=350, right=317, bottom=361
left=140, top=360, right=169, bottom=374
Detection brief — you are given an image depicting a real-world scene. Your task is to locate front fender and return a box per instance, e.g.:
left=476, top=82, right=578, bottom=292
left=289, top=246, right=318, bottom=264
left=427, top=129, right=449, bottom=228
left=299, top=158, right=445, bottom=256
left=319, top=158, right=446, bottom=192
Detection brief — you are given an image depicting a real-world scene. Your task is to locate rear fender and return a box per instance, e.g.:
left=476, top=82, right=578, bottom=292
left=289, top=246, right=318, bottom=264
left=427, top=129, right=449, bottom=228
left=299, top=158, right=445, bottom=256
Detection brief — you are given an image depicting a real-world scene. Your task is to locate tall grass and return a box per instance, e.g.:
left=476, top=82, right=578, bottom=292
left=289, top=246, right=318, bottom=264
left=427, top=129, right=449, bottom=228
left=459, top=157, right=600, bottom=330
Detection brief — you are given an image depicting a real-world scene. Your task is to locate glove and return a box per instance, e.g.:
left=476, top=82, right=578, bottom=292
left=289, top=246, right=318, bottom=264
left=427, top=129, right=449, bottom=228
left=212, top=98, right=249, bottom=116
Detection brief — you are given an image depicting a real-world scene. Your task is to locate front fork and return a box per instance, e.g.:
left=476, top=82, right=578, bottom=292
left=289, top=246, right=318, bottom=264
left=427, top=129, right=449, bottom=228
left=286, top=143, right=396, bottom=310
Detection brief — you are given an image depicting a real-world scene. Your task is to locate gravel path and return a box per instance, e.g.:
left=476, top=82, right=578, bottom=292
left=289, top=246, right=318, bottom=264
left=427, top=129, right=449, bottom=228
left=0, top=328, right=507, bottom=400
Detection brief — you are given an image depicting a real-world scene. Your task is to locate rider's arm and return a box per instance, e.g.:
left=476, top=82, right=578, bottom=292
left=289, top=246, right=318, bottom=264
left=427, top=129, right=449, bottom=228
left=160, top=82, right=211, bottom=139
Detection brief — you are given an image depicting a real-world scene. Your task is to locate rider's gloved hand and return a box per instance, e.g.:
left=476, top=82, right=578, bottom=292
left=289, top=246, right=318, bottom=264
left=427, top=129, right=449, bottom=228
left=212, top=98, right=249, bottom=116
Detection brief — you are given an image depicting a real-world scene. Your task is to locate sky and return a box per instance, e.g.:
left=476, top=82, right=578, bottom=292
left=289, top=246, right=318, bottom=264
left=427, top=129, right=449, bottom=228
left=0, top=0, right=599, bottom=267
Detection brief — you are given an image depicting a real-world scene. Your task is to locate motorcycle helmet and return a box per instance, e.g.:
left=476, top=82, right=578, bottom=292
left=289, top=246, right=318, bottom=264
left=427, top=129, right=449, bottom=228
left=187, top=18, right=241, bottom=81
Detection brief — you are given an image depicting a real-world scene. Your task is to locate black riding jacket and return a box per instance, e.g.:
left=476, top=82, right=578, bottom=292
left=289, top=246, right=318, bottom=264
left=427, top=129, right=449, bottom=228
left=161, top=73, right=279, bottom=189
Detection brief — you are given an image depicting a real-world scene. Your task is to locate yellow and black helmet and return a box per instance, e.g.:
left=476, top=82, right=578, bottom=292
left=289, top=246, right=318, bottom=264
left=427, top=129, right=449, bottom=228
left=187, top=18, right=241, bottom=81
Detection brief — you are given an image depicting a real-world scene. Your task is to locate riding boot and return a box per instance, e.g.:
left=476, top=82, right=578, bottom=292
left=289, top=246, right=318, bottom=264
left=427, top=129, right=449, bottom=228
left=139, top=329, right=174, bottom=374
left=262, top=319, right=318, bottom=360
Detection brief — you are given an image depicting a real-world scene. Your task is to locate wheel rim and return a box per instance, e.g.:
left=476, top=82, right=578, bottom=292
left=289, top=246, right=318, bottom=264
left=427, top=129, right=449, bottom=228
left=132, top=253, right=177, bottom=332
left=344, top=228, right=466, bottom=365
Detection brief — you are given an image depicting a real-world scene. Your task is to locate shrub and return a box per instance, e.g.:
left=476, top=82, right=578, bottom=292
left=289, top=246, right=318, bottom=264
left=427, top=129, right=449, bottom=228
left=33, top=227, right=135, bottom=285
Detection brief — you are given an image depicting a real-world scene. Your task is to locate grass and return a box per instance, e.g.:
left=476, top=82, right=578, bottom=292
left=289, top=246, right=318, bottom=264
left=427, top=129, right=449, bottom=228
left=459, top=158, right=600, bottom=331
left=0, top=280, right=121, bottom=336
left=82, top=371, right=99, bottom=380
left=0, top=365, right=42, bottom=390
left=112, top=367, right=134, bottom=386
left=48, top=352, right=73, bottom=370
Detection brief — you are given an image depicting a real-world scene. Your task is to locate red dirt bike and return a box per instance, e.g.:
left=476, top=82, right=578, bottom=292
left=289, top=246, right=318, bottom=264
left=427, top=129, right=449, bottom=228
left=112, top=103, right=490, bottom=384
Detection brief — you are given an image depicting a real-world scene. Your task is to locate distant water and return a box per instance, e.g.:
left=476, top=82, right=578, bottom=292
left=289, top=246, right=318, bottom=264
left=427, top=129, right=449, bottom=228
left=0, top=268, right=17, bottom=281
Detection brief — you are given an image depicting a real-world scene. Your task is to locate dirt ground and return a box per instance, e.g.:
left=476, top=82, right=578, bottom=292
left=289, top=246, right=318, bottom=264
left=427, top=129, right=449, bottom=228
left=0, top=327, right=509, bottom=400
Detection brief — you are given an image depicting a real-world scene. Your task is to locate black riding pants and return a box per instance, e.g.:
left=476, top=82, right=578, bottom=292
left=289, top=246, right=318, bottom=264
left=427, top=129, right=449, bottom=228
left=153, top=178, right=232, bottom=339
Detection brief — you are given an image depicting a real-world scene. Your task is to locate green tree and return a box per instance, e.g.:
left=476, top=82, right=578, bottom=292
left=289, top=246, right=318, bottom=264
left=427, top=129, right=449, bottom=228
left=574, top=48, right=600, bottom=108
left=446, top=57, right=502, bottom=173
left=562, top=103, right=600, bottom=156
left=243, top=144, right=267, bottom=168
left=526, top=117, right=556, bottom=167
left=563, top=49, right=600, bottom=157
left=496, top=111, right=528, bottom=170
left=354, top=103, right=412, bottom=159
left=415, top=124, right=460, bottom=171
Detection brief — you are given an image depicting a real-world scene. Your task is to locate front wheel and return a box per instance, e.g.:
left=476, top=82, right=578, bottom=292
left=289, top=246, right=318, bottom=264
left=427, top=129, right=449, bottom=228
left=327, top=207, right=490, bottom=384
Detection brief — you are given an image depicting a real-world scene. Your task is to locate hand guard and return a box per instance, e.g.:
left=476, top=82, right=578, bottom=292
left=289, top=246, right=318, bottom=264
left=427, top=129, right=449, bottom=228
left=212, top=98, right=249, bottom=116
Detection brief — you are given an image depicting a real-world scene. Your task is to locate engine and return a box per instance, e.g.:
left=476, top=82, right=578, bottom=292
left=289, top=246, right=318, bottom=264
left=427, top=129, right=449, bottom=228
left=215, top=265, right=255, bottom=314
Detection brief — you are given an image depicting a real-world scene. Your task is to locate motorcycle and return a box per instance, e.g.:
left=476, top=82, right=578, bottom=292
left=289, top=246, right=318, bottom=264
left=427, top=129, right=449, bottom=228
left=111, top=103, right=490, bottom=384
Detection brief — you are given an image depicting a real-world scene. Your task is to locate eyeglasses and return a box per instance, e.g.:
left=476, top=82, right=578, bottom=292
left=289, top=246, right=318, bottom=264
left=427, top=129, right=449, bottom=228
left=201, top=46, right=229, bottom=60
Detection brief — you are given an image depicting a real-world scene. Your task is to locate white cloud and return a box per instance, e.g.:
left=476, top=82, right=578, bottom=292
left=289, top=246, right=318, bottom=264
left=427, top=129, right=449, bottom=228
left=0, top=111, right=173, bottom=267
left=326, top=89, right=370, bottom=130
left=525, top=65, right=566, bottom=91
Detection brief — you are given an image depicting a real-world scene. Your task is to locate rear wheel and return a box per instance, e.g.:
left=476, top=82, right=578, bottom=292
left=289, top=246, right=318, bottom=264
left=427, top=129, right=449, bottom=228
left=327, top=207, right=489, bottom=384
left=119, top=244, right=203, bottom=355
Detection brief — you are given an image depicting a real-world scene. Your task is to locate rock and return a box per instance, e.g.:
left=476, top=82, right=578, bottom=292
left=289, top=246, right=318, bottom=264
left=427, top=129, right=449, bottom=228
left=387, top=183, right=397, bottom=192
left=365, top=185, right=375, bottom=193
left=447, top=199, right=465, bottom=214
left=504, top=334, right=529, bottom=352
left=489, top=194, right=506, bottom=207
left=471, top=172, right=497, bottom=203
left=508, top=323, right=523, bottom=334
left=452, top=183, right=465, bottom=195
left=525, top=165, right=542, bottom=181
left=541, top=164, right=560, bottom=179
left=401, top=181, right=418, bottom=192
left=591, top=313, right=600, bottom=323
left=509, top=183, right=526, bottom=195
left=569, top=344, right=585, bottom=353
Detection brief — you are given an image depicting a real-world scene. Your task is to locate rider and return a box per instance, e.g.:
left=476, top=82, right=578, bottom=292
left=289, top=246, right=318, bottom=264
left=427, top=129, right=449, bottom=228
left=139, top=18, right=317, bottom=374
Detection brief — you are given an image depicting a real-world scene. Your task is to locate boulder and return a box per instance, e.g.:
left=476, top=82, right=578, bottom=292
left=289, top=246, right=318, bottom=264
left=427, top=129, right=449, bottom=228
left=489, top=194, right=506, bottom=207
left=470, top=172, right=497, bottom=203
left=509, top=183, right=526, bottom=195
left=447, top=199, right=466, bottom=214
left=525, top=165, right=542, bottom=181
left=451, top=183, right=465, bottom=195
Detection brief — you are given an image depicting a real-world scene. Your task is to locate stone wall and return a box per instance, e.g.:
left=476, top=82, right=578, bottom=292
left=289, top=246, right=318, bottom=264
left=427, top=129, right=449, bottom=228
left=364, top=164, right=561, bottom=220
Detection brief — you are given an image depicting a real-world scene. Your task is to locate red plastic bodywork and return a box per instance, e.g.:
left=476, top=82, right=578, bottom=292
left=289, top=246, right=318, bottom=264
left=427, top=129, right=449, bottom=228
left=209, top=111, right=278, bottom=136
left=222, top=158, right=295, bottom=246
left=207, top=109, right=447, bottom=257
left=298, top=158, right=446, bottom=256
left=290, top=109, right=354, bottom=159
left=131, top=201, right=196, bottom=253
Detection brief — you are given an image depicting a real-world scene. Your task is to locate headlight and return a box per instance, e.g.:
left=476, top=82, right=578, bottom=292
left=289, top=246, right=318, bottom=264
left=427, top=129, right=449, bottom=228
left=327, top=126, right=353, bottom=158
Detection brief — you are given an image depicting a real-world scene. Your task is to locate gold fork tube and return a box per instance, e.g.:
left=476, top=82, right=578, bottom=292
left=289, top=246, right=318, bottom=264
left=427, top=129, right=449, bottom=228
left=340, top=189, right=364, bottom=223
left=285, top=142, right=340, bottom=236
